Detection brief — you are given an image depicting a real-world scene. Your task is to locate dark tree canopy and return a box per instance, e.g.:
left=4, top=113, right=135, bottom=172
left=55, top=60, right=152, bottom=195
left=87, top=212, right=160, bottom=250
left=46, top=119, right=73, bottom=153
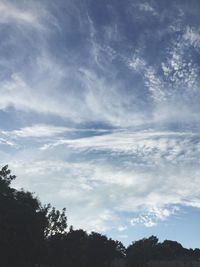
left=0, top=164, right=16, bottom=186
left=44, top=205, right=67, bottom=237
left=126, top=236, right=200, bottom=267
left=1, top=165, right=200, bottom=267
left=0, top=165, right=67, bottom=267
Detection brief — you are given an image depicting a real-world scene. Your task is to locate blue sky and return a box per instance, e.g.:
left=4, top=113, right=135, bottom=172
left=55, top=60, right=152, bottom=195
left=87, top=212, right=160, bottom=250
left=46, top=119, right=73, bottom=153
left=0, top=0, right=200, bottom=248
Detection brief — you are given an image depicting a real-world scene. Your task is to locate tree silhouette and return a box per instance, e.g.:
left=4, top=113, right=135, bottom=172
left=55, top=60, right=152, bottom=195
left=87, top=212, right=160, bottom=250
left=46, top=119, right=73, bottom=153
left=0, top=165, right=67, bottom=267
left=44, top=205, right=67, bottom=237
left=1, top=165, right=200, bottom=267
left=126, top=236, right=159, bottom=267
left=0, top=164, right=16, bottom=186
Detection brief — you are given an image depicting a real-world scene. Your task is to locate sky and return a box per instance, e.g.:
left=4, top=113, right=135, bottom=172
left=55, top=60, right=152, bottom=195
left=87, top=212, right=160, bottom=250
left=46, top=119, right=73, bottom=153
left=0, top=0, right=200, bottom=248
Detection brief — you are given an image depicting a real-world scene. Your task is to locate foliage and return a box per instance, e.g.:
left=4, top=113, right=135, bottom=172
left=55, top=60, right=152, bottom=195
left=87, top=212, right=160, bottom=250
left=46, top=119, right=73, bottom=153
left=0, top=164, right=16, bottom=186
left=1, top=165, right=200, bottom=267
left=126, top=236, right=159, bottom=267
left=44, top=205, right=67, bottom=237
left=126, top=236, right=200, bottom=267
left=0, top=165, right=67, bottom=267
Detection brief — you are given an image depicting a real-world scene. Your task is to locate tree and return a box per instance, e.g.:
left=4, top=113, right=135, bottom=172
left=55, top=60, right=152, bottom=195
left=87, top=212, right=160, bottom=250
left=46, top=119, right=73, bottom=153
left=46, top=229, right=125, bottom=267
left=86, top=232, right=125, bottom=267
left=2, top=165, right=200, bottom=267
left=0, top=166, right=47, bottom=266
left=126, top=236, right=159, bottom=267
left=44, top=205, right=67, bottom=237
left=0, top=165, right=68, bottom=267
left=0, top=164, right=16, bottom=186
left=159, top=240, right=186, bottom=260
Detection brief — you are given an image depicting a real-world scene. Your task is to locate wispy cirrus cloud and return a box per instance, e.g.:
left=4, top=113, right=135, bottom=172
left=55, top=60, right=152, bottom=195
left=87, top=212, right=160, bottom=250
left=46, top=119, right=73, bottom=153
left=0, top=1, right=38, bottom=26
left=9, top=153, right=200, bottom=233
left=0, top=0, right=199, bottom=128
left=129, top=56, right=166, bottom=102
left=1, top=124, right=109, bottom=139
left=137, top=2, right=158, bottom=16
left=40, top=129, right=200, bottom=165
left=3, top=125, right=199, bottom=233
left=183, top=27, right=200, bottom=50
left=3, top=124, right=69, bottom=138
left=0, top=0, right=200, bottom=247
left=0, top=0, right=57, bottom=31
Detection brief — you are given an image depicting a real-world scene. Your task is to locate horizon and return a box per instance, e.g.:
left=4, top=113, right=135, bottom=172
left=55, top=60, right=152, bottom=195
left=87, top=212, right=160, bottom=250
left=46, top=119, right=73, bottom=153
left=0, top=0, right=200, bottom=249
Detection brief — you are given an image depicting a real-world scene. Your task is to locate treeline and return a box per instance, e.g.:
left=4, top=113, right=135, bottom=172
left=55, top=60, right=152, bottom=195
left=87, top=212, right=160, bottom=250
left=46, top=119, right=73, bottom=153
left=0, top=165, right=200, bottom=267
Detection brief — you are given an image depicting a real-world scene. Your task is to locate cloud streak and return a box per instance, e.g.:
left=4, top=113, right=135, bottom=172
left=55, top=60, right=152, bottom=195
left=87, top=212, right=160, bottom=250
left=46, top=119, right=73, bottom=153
left=3, top=125, right=199, bottom=233
left=0, top=1, right=38, bottom=26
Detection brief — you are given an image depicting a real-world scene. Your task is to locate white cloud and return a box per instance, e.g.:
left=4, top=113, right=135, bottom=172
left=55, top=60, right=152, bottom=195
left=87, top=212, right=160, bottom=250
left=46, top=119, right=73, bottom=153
left=144, top=67, right=166, bottom=102
left=2, top=125, right=109, bottom=139
left=138, top=2, right=157, bottom=16
left=3, top=125, right=70, bottom=138
left=0, top=0, right=49, bottom=30
left=131, top=216, right=156, bottom=227
left=183, top=27, right=200, bottom=49
left=129, top=56, right=166, bottom=102
left=0, top=0, right=200, bottom=235
left=0, top=137, right=15, bottom=146
left=0, top=1, right=36, bottom=24
left=0, top=3, right=199, bottom=130
left=130, top=206, right=179, bottom=227
left=40, top=130, right=200, bottom=166
left=0, top=58, right=147, bottom=127
left=129, top=56, right=146, bottom=71
left=0, top=60, right=86, bottom=121
left=118, top=225, right=127, bottom=232
left=161, top=44, right=199, bottom=93
left=3, top=126, right=199, bottom=231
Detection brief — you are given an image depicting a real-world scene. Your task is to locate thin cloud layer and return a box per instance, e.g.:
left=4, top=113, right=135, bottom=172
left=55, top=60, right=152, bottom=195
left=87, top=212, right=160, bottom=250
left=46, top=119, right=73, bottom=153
left=4, top=128, right=200, bottom=234
left=0, top=0, right=200, bottom=247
